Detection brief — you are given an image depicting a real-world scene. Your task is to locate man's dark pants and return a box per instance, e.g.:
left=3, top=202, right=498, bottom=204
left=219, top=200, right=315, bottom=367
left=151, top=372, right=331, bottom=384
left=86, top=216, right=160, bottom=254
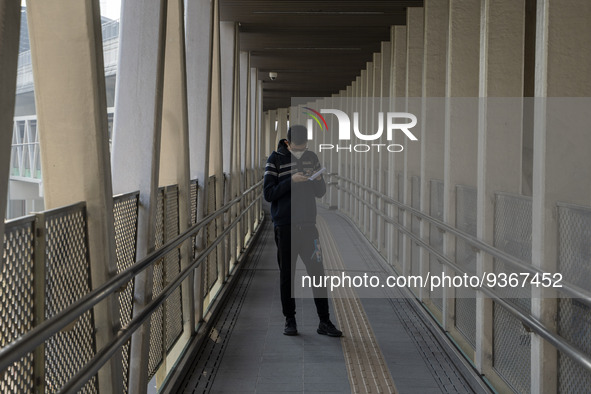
left=274, top=224, right=329, bottom=320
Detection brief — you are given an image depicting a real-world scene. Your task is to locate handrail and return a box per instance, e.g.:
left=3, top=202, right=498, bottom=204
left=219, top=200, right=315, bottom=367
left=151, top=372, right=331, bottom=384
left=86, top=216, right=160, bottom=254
left=59, top=191, right=262, bottom=393
left=335, top=177, right=591, bottom=373
left=0, top=180, right=263, bottom=374
left=332, top=174, right=591, bottom=306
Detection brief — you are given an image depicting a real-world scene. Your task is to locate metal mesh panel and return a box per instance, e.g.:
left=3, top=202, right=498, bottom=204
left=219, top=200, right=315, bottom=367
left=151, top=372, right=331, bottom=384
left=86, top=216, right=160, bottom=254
left=148, top=188, right=165, bottom=379
left=557, top=203, right=591, bottom=393
left=113, top=192, right=139, bottom=393
left=380, top=169, right=388, bottom=252
left=409, top=176, right=420, bottom=297
left=163, top=186, right=183, bottom=352
left=346, top=163, right=351, bottom=215
left=371, top=170, right=379, bottom=248
left=205, top=176, right=218, bottom=294
left=1, top=216, right=35, bottom=393
left=429, top=180, right=444, bottom=311
left=190, top=180, right=199, bottom=261
left=492, top=193, right=533, bottom=393
left=410, top=176, right=420, bottom=279
left=43, top=204, right=97, bottom=393
left=493, top=304, right=531, bottom=393
left=454, top=185, right=477, bottom=348
left=395, top=172, right=404, bottom=272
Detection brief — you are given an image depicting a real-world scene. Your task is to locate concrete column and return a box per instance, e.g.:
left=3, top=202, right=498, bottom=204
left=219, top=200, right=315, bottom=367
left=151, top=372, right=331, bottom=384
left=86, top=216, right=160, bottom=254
left=357, top=70, right=366, bottom=229
left=230, top=30, right=241, bottom=263
left=532, top=1, right=591, bottom=392
left=403, top=7, right=423, bottom=281
left=378, top=42, right=391, bottom=254
left=244, top=59, right=253, bottom=240
left=186, top=0, right=213, bottom=327
left=159, top=0, right=195, bottom=352
left=263, top=111, right=269, bottom=157
left=369, top=54, right=381, bottom=248
left=220, top=22, right=236, bottom=175
left=476, top=0, right=526, bottom=381
left=0, top=0, right=21, bottom=238
left=207, top=0, right=225, bottom=295
left=239, top=51, right=248, bottom=175
left=28, top=0, right=123, bottom=391
left=208, top=0, right=224, bottom=186
left=388, top=26, right=407, bottom=271
left=185, top=0, right=212, bottom=182
left=268, top=110, right=277, bottom=154
left=250, top=67, right=257, bottom=178
left=254, top=77, right=263, bottom=222
left=328, top=94, right=339, bottom=210
left=420, top=0, right=448, bottom=302
left=363, top=62, right=373, bottom=236
left=443, top=0, right=480, bottom=344
left=276, top=108, right=288, bottom=145
left=219, top=22, right=236, bottom=275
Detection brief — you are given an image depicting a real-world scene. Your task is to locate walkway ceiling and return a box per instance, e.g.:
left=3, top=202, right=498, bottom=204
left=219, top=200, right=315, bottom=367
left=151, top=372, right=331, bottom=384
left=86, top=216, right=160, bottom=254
left=220, top=0, right=423, bottom=111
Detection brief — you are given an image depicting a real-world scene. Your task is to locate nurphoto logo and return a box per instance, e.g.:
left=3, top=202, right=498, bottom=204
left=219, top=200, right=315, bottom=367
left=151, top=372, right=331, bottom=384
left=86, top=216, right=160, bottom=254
left=304, top=108, right=418, bottom=153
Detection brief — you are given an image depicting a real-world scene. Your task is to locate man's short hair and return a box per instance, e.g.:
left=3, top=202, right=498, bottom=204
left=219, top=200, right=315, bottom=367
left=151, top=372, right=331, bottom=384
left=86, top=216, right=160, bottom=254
left=287, top=125, right=308, bottom=145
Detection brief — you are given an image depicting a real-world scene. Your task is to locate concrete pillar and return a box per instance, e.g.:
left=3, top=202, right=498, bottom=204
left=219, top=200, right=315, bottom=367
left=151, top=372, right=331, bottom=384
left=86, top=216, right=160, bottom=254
left=208, top=0, right=225, bottom=295
left=0, top=0, right=21, bottom=238
left=420, top=0, right=448, bottom=302
left=476, top=0, right=526, bottom=381
left=369, top=54, right=381, bottom=248
left=363, top=62, right=373, bottom=237
left=403, top=7, right=423, bottom=281
left=159, top=0, right=195, bottom=350
left=254, top=77, right=263, bottom=222
left=388, top=26, right=407, bottom=271
left=28, top=0, right=123, bottom=391
left=220, top=22, right=236, bottom=175
left=244, top=59, right=254, bottom=241
left=268, top=110, right=277, bottom=155
left=263, top=111, right=270, bottom=157
left=443, top=0, right=480, bottom=348
left=186, top=0, right=213, bottom=327
left=276, top=108, right=288, bottom=146
left=378, top=42, right=391, bottom=253
left=357, top=70, right=366, bottom=229
left=532, top=1, right=591, bottom=392
left=230, top=27, right=241, bottom=264
left=219, top=22, right=236, bottom=277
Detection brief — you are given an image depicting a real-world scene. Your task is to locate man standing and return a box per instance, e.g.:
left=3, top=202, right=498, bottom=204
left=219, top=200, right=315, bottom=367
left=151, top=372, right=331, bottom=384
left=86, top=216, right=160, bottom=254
left=263, top=125, right=342, bottom=337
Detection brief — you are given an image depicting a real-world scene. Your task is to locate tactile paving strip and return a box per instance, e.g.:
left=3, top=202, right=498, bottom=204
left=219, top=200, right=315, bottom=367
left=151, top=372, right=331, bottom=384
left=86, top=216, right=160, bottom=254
left=317, top=217, right=398, bottom=394
left=327, top=210, right=480, bottom=394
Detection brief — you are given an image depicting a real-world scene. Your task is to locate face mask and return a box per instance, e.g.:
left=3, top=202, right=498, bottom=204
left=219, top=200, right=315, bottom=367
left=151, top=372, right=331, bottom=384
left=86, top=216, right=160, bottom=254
left=291, top=150, right=305, bottom=159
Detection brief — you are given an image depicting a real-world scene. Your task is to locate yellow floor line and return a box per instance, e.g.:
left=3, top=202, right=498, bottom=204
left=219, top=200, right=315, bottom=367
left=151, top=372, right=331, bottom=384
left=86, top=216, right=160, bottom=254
left=317, top=216, right=398, bottom=394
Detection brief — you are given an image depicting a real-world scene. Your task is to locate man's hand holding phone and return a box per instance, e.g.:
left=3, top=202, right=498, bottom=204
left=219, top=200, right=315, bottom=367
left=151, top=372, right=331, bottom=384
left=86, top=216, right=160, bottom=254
left=292, top=172, right=308, bottom=183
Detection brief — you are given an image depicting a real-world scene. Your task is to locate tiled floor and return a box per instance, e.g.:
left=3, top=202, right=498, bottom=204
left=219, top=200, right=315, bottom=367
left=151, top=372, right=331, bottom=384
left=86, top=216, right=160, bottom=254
left=176, top=206, right=489, bottom=393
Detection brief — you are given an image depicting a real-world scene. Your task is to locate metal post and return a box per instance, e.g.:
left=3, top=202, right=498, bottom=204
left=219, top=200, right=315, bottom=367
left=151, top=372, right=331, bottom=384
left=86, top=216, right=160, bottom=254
left=419, top=0, right=448, bottom=303
left=476, top=0, right=526, bottom=381
left=33, top=213, right=47, bottom=394
left=0, top=0, right=21, bottom=238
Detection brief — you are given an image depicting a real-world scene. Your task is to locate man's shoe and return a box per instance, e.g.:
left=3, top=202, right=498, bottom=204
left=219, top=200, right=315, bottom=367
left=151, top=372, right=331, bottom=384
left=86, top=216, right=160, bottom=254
left=284, top=317, right=298, bottom=336
left=317, top=320, right=342, bottom=337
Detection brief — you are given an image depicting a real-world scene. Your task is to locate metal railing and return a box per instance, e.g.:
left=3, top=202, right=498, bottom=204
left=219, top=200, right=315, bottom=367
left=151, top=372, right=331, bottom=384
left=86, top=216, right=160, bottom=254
left=330, top=172, right=591, bottom=392
left=0, top=177, right=264, bottom=393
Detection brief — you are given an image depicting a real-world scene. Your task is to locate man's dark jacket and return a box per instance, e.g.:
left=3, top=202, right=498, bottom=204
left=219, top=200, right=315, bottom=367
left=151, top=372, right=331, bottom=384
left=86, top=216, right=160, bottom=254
left=263, top=143, right=326, bottom=226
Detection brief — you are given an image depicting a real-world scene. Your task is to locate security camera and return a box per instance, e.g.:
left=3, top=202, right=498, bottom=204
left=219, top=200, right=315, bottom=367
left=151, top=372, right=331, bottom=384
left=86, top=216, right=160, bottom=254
left=269, top=72, right=278, bottom=81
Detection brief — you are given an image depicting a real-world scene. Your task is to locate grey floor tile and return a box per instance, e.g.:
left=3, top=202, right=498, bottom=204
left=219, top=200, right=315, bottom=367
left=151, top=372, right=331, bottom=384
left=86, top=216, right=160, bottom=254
left=303, top=381, right=351, bottom=392
left=255, top=381, right=304, bottom=392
